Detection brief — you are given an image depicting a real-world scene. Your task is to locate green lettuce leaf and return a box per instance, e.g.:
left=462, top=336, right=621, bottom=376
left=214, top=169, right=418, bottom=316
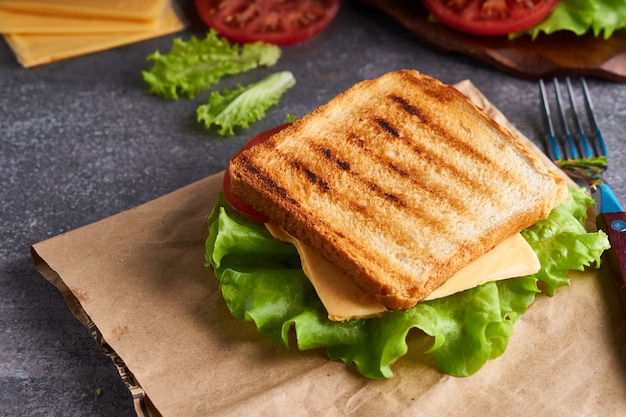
left=196, top=71, right=295, bottom=136
left=515, top=0, right=626, bottom=39
left=142, top=30, right=281, bottom=99
left=205, top=188, right=609, bottom=378
left=522, top=187, right=609, bottom=295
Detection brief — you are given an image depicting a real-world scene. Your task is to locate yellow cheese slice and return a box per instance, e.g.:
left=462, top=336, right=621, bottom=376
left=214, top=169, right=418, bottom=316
left=424, top=232, right=540, bottom=301
left=266, top=223, right=540, bottom=321
left=266, top=223, right=387, bottom=321
left=0, top=8, right=158, bottom=34
left=3, top=3, right=186, bottom=68
left=0, top=0, right=169, bottom=20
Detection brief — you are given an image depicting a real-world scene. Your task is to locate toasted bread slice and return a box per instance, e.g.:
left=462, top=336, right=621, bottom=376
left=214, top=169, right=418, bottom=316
left=228, top=70, right=568, bottom=310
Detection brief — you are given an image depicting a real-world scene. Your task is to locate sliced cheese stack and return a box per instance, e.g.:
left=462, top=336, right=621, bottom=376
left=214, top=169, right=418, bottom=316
left=0, top=0, right=187, bottom=67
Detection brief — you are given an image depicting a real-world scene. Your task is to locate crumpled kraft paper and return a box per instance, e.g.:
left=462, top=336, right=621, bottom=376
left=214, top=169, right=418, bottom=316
left=31, top=81, right=626, bottom=417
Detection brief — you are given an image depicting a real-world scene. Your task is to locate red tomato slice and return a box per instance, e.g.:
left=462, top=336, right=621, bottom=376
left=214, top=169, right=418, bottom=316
left=223, top=123, right=290, bottom=223
left=421, top=0, right=560, bottom=36
left=195, top=0, right=340, bottom=45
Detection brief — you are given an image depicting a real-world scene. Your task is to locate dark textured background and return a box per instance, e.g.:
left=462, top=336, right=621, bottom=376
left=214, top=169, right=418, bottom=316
left=1, top=1, right=625, bottom=416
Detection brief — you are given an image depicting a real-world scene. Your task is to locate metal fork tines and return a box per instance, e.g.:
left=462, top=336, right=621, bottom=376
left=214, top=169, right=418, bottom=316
left=540, top=77, right=626, bottom=315
left=539, top=76, right=608, bottom=190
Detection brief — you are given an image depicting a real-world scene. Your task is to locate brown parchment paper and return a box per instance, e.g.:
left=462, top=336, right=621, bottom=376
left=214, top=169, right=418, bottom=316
left=31, top=81, right=626, bottom=417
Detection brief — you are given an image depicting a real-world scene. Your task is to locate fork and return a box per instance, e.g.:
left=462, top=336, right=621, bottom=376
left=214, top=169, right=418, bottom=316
left=539, top=77, right=626, bottom=313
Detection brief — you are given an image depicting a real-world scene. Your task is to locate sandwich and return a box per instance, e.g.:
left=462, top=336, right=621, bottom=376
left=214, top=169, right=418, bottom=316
left=227, top=70, right=567, bottom=310
left=206, top=70, right=609, bottom=378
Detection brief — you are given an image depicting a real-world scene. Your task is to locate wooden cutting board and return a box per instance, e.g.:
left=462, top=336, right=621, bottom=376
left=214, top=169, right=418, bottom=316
left=358, top=0, right=626, bottom=82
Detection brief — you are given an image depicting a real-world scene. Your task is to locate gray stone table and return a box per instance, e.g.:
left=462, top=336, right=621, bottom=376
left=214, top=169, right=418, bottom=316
left=1, top=1, right=624, bottom=416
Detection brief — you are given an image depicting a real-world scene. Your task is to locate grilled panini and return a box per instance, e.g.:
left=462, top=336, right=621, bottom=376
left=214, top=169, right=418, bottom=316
left=228, top=70, right=568, bottom=310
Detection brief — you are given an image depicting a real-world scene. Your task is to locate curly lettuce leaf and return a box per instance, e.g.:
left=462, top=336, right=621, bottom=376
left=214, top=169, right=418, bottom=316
left=196, top=71, right=295, bottom=136
left=522, top=187, right=609, bottom=294
left=206, top=188, right=609, bottom=378
left=142, top=30, right=281, bottom=99
left=515, top=0, right=626, bottom=39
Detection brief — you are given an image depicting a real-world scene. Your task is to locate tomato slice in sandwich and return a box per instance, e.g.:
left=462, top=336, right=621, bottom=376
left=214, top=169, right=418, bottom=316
left=194, top=0, right=340, bottom=45
left=421, top=0, right=559, bottom=36
left=223, top=123, right=290, bottom=223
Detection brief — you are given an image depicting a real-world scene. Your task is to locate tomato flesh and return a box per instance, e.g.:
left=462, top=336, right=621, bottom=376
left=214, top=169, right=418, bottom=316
left=223, top=123, right=290, bottom=223
left=195, top=0, right=340, bottom=45
left=421, top=0, right=560, bottom=36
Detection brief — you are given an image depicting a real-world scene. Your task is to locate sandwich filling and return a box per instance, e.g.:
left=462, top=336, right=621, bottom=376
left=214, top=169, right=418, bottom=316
left=266, top=223, right=540, bottom=321
left=206, top=187, right=610, bottom=378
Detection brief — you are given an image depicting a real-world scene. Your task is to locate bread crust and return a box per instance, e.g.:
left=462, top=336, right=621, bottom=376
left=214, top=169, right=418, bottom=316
left=228, top=70, right=567, bottom=310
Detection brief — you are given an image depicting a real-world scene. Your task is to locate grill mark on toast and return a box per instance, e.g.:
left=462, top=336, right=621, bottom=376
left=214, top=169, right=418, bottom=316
left=304, top=142, right=453, bottom=237
left=388, top=162, right=409, bottom=177
left=375, top=118, right=400, bottom=137
left=384, top=192, right=404, bottom=205
left=408, top=142, right=484, bottom=196
left=398, top=77, right=516, bottom=187
left=238, top=155, right=300, bottom=207
left=415, top=111, right=524, bottom=198
left=383, top=93, right=525, bottom=206
left=365, top=117, right=469, bottom=213
left=292, top=161, right=330, bottom=192
left=267, top=140, right=447, bottom=238
left=403, top=72, right=455, bottom=104
left=367, top=181, right=407, bottom=207
left=323, top=148, right=351, bottom=171
left=303, top=148, right=411, bottom=210
left=389, top=94, right=420, bottom=117
left=336, top=141, right=467, bottom=214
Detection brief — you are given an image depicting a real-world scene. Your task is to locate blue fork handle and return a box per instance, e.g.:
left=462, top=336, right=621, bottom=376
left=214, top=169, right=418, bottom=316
left=599, top=183, right=625, bottom=213
left=596, top=209, right=626, bottom=314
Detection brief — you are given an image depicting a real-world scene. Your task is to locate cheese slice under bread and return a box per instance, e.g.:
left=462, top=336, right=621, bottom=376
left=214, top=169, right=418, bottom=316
left=228, top=70, right=568, bottom=310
